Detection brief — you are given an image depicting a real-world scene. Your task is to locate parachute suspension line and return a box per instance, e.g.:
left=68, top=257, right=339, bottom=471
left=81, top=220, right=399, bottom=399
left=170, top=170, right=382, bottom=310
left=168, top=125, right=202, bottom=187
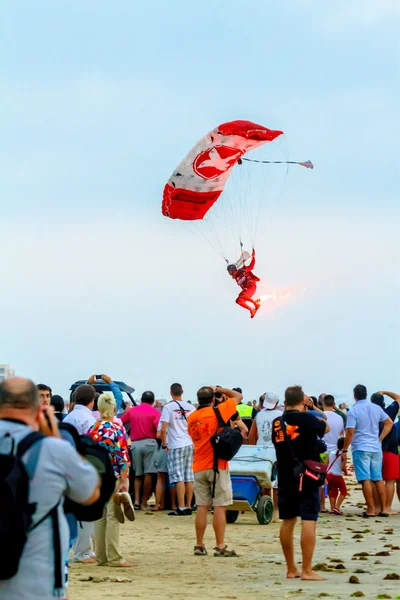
left=242, top=158, right=314, bottom=169
left=181, top=221, right=228, bottom=263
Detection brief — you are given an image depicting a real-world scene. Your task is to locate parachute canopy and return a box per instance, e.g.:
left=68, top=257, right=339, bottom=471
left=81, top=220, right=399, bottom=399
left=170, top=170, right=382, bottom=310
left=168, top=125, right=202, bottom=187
left=162, top=120, right=283, bottom=221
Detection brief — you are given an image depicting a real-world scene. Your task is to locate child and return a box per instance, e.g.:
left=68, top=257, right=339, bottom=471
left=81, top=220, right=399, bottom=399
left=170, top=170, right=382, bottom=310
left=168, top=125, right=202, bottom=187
left=326, top=437, right=347, bottom=515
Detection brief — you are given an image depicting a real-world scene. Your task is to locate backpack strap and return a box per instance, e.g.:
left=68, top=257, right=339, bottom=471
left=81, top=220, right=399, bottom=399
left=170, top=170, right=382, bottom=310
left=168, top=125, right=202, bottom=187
left=173, top=400, right=187, bottom=421
left=211, top=406, right=227, bottom=499
left=17, top=432, right=45, bottom=479
left=213, top=406, right=227, bottom=429
left=16, top=431, right=45, bottom=457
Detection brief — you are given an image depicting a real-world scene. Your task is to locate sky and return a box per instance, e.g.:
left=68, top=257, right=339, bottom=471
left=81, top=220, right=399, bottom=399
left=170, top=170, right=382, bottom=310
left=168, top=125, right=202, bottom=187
left=1, top=0, right=400, bottom=404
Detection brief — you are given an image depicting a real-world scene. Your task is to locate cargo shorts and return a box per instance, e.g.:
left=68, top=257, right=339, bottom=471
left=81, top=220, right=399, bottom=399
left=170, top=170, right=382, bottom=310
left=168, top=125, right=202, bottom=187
left=194, top=468, right=233, bottom=507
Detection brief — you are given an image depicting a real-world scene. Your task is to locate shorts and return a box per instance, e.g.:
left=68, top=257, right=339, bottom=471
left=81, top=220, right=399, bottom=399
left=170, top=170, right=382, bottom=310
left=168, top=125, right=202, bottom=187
left=168, top=445, right=194, bottom=484
left=130, top=438, right=158, bottom=476
left=194, top=468, right=233, bottom=507
left=154, top=448, right=168, bottom=473
left=326, top=473, right=347, bottom=498
left=353, top=450, right=382, bottom=482
left=382, top=451, right=400, bottom=481
left=278, top=488, right=320, bottom=521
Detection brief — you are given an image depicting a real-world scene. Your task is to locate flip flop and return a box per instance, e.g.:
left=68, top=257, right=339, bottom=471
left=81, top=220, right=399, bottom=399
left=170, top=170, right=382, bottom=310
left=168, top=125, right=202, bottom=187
left=361, top=511, right=374, bottom=518
left=378, top=512, right=389, bottom=517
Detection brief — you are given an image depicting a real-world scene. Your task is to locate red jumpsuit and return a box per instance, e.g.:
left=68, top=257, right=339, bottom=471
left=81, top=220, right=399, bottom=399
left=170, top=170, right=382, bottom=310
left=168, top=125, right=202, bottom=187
left=234, top=254, right=260, bottom=309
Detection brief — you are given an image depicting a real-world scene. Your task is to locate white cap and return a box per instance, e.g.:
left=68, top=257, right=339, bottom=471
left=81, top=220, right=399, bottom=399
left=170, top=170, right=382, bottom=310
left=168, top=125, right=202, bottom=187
left=263, top=392, right=279, bottom=410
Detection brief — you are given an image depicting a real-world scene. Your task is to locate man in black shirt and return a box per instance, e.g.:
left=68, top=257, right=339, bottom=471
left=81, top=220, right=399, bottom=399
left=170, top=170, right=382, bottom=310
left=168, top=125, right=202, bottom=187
left=272, top=385, right=329, bottom=581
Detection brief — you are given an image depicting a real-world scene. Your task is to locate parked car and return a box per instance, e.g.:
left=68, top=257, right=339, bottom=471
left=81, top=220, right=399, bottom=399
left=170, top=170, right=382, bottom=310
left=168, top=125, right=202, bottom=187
left=69, top=379, right=136, bottom=407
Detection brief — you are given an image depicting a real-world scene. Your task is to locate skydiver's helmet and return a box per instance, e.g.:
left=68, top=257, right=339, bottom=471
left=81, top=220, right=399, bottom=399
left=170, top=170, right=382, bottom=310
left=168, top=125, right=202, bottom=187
left=227, top=264, right=237, bottom=275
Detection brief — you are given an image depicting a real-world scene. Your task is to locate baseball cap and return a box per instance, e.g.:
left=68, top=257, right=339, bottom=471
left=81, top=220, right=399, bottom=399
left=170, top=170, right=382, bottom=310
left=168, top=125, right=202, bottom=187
left=263, top=392, right=279, bottom=409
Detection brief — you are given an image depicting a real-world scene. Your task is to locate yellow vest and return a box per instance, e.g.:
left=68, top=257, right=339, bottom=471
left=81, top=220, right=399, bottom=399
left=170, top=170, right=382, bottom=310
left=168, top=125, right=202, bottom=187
left=237, top=403, right=253, bottom=418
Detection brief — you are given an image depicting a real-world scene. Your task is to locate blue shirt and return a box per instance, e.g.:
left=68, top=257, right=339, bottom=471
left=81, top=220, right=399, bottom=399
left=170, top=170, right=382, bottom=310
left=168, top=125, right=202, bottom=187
left=346, top=400, right=388, bottom=452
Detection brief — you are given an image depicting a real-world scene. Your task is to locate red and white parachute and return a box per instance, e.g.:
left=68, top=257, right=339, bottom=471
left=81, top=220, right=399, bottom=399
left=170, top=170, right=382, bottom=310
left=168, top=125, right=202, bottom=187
left=162, top=119, right=313, bottom=262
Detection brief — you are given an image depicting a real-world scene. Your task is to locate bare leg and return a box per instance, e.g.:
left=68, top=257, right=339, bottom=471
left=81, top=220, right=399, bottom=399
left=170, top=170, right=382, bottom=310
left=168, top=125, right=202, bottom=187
left=397, top=479, right=400, bottom=503
left=185, top=481, right=194, bottom=508
left=361, top=480, right=376, bottom=515
left=372, top=483, right=381, bottom=514
left=154, top=473, right=166, bottom=510
left=141, top=474, right=153, bottom=509
left=279, top=518, right=300, bottom=578
left=170, top=485, right=177, bottom=511
left=195, top=505, right=209, bottom=546
left=176, top=481, right=186, bottom=509
left=213, top=506, right=227, bottom=547
left=134, top=476, right=142, bottom=507
left=301, top=520, right=326, bottom=581
left=329, top=495, right=336, bottom=511
left=320, top=487, right=326, bottom=511
left=336, top=494, right=346, bottom=510
left=373, top=480, right=387, bottom=513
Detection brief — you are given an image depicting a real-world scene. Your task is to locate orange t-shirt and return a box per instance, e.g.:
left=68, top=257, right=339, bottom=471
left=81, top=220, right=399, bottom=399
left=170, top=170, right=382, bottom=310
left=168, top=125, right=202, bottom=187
left=187, top=398, right=238, bottom=472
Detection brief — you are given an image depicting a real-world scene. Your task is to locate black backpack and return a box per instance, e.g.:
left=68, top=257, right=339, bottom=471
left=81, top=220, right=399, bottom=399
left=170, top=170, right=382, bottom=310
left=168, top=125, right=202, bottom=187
left=61, top=427, right=115, bottom=521
left=0, top=431, right=45, bottom=580
left=210, top=406, right=243, bottom=496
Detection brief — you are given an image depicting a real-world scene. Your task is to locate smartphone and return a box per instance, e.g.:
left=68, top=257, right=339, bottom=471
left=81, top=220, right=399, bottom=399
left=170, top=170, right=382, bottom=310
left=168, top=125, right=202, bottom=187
left=96, top=374, right=102, bottom=380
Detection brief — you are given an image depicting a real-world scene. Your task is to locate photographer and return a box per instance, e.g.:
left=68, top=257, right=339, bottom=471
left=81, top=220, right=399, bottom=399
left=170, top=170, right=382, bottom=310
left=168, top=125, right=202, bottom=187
left=187, top=386, right=246, bottom=557
left=0, top=377, right=99, bottom=600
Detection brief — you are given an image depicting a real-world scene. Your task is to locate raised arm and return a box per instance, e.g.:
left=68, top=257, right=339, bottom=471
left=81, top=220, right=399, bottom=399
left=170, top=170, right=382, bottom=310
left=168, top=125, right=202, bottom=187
left=245, top=249, right=256, bottom=271
left=380, top=390, right=400, bottom=405
left=216, top=386, right=243, bottom=405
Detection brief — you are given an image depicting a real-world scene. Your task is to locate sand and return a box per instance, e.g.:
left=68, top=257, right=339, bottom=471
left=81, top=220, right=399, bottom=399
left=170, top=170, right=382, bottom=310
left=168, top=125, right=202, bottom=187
left=69, top=483, right=400, bottom=600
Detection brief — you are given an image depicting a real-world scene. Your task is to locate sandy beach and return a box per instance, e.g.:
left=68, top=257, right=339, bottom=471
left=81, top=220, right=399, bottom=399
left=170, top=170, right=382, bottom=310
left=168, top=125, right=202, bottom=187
left=69, top=482, right=400, bottom=600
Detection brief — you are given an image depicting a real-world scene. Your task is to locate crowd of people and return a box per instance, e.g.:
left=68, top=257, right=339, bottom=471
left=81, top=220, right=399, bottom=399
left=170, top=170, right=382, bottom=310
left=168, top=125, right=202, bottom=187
left=0, top=375, right=399, bottom=598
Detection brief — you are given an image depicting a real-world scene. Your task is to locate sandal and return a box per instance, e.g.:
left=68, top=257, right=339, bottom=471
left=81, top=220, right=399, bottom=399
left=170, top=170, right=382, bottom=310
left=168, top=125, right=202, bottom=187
left=361, top=511, right=374, bottom=518
left=194, top=545, right=208, bottom=556
left=213, top=545, right=238, bottom=557
left=378, top=512, right=389, bottom=517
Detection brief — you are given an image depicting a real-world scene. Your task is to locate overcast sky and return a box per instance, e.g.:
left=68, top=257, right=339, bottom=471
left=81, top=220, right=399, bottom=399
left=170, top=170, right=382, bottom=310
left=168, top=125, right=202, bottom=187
left=1, top=1, right=399, bottom=403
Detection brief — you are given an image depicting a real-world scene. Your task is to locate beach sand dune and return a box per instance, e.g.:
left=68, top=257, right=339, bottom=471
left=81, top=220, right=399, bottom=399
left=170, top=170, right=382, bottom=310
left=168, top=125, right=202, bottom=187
left=69, top=487, right=400, bottom=600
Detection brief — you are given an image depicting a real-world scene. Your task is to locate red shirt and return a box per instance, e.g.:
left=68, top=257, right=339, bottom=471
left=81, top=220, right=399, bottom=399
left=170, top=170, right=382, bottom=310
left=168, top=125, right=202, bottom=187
left=121, top=403, right=161, bottom=442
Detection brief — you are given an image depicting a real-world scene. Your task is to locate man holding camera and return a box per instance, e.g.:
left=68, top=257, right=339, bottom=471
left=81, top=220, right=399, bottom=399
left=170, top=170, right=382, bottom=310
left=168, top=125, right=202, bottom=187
left=187, top=386, right=247, bottom=557
left=0, top=377, right=100, bottom=600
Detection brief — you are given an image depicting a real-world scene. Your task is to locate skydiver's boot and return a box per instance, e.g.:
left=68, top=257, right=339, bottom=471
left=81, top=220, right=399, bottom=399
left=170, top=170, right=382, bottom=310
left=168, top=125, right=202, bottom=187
left=250, top=299, right=261, bottom=319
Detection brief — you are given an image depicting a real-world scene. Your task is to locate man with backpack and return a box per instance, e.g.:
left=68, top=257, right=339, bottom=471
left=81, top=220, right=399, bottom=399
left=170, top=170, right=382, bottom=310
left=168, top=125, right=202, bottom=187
left=272, top=385, right=330, bottom=581
left=0, top=377, right=100, bottom=600
left=159, top=383, right=195, bottom=516
left=187, top=386, right=247, bottom=557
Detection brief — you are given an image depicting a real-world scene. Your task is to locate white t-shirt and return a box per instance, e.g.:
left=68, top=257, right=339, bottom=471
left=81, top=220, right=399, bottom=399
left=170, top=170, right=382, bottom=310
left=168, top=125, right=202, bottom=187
left=323, top=411, right=344, bottom=452
left=328, top=450, right=343, bottom=476
left=255, top=408, right=283, bottom=450
left=160, top=400, right=195, bottom=450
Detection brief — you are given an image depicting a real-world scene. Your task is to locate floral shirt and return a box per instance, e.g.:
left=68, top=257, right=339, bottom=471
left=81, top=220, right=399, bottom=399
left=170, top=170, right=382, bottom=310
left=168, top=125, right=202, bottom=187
left=88, top=421, right=131, bottom=479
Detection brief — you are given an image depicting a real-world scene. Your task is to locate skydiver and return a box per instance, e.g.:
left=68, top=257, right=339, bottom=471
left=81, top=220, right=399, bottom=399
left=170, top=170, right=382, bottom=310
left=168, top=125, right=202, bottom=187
left=227, top=249, right=261, bottom=318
